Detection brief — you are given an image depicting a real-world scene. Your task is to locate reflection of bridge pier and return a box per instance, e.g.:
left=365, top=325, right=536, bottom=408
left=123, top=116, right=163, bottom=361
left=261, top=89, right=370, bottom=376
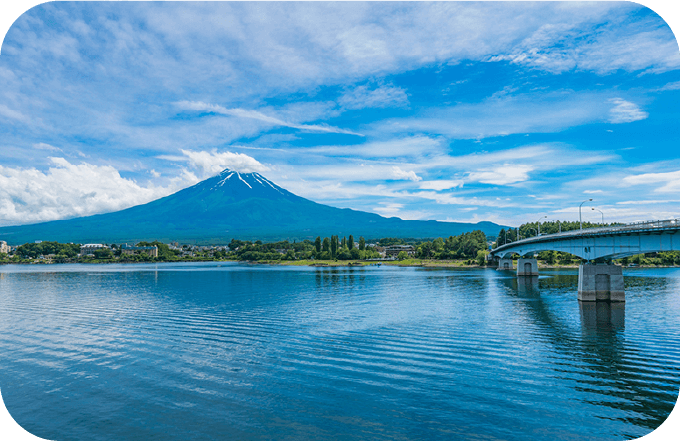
left=579, top=301, right=625, bottom=331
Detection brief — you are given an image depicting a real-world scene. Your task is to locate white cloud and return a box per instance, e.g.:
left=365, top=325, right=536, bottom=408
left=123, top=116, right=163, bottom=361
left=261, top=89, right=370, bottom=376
left=444, top=213, right=504, bottom=224
left=175, top=100, right=362, bottom=136
left=33, top=143, right=62, bottom=152
left=177, top=149, right=270, bottom=177
left=467, top=165, right=533, bottom=185
left=372, top=90, right=622, bottom=139
left=0, top=158, right=194, bottom=226
left=338, top=84, right=409, bottom=110
left=0, top=104, right=28, bottom=123
left=608, top=98, right=648, bottom=124
left=623, top=169, right=680, bottom=193
left=583, top=189, right=603, bottom=194
left=391, top=166, right=422, bottom=181
left=411, top=191, right=520, bottom=208
left=418, top=180, right=464, bottom=191
left=550, top=206, right=680, bottom=223
left=485, top=8, right=680, bottom=75
left=307, top=136, right=443, bottom=158
left=655, top=81, right=680, bottom=91
left=617, top=200, right=680, bottom=205
left=373, top=202, right=403, bottom=217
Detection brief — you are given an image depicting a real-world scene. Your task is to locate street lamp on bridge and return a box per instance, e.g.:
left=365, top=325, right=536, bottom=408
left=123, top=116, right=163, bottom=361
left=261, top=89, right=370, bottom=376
left=503, top=229, right=512, bottom=245
left=536, top=215, right=547, bottom=235
left=592, top=207, right=604, bottom=224
left=580, top=199, right=593, bottom=230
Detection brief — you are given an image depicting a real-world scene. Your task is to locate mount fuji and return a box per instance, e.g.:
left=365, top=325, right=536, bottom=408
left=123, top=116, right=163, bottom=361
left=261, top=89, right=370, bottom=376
left=0, top=169, right=505, bottom=244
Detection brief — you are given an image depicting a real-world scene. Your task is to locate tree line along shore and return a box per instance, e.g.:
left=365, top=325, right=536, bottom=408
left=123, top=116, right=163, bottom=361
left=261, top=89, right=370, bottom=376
left=2, top=221, right=679, bottom=267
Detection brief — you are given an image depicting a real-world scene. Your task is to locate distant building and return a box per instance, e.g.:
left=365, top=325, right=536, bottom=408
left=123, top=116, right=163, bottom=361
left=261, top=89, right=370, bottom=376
left=0, top=241, right=9, bottom=254
left=80, top=244, right=107, bottom=256
left=384, top=245, right=415, bottom=258
left=121, top=244, right=158, bottom=257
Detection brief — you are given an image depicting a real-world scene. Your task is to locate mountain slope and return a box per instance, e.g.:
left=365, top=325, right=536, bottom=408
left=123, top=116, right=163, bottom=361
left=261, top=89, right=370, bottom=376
left=0, top=169, right=507, bottom=244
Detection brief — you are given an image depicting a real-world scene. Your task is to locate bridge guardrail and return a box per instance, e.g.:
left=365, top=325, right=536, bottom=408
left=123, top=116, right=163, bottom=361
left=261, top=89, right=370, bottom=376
left=492, top=218, right=680, bottom=253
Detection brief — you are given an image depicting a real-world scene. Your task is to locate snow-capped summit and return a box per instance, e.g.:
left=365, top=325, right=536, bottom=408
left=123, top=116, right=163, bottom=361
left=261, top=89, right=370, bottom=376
left=209, top=169, right=290, bottom=197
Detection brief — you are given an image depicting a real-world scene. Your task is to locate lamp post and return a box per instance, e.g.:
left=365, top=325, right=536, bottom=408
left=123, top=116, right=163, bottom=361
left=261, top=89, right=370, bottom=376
left=579, top=199, right=593, bottom=230
left=536, top=215, right=547, bottom=235
left=592, top=207, right=604, bottom=224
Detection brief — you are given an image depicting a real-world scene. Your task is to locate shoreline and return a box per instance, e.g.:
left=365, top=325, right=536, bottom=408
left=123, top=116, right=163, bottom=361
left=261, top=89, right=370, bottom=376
left=1, top=258, right=678, bottom=270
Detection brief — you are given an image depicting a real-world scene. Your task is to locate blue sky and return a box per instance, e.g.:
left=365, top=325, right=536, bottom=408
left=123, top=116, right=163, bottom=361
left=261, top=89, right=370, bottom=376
left=0, top=2, right=679, bottom=228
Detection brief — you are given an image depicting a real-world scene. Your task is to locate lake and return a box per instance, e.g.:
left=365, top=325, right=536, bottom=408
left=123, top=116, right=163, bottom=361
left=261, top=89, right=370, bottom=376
left=1, top=263, right=679, bottom=440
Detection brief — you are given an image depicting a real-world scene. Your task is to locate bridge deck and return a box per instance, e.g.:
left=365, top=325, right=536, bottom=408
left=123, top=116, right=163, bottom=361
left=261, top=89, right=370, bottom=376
left=491, top=218, right=680, bottom=260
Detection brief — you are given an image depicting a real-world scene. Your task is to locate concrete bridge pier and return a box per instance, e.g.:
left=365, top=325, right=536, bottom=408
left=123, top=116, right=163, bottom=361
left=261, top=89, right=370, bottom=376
left=497, top=258, right=514, bottom=271
left=578, top=263, right=625, bottom=302
left=517, top=258, right=539, bottom=276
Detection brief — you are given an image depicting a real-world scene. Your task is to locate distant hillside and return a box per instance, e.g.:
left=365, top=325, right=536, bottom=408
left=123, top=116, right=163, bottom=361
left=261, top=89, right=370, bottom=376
left=0, top=169, right=507, bottom=245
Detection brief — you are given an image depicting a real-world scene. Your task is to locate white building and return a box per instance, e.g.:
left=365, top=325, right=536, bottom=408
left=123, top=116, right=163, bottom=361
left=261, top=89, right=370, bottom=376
left=384, top=245, right=416, bottom=258
left=80, top=244, right=107, bottom=256
left=0, top=241, right=9, bottom=254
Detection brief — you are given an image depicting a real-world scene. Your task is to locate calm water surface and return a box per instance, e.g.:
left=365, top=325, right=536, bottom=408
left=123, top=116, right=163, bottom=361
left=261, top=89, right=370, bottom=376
left=0, top=263, right=679, bottom=440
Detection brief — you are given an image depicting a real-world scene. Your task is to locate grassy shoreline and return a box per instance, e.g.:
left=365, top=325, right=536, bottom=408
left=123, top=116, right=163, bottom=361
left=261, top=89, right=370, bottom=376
left=2, top=258, right=678, bottom=269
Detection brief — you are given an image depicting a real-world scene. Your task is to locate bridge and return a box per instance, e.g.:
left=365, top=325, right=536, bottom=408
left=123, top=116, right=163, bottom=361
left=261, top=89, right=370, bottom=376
left=489, top=219, right=680, bottom=303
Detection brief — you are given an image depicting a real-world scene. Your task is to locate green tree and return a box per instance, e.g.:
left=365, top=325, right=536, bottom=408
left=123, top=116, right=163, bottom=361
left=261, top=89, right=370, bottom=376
left=331, top=235, right=338, bottom=258
left=315, top=236, right=322, bottom=253
left=476, top=250, right=488, bottom=266
left=359, top=236, right=365, bottom=251
left=322, top=237, right=330, bottom=253
left=341, top=236, right=347, bottom=249
left=348, top=235, right=354, bottom=250
left=337, top=248, right=351, bottom=260
left=94, top=248, right=113, bottom=259
left=379, top=238, right=405, bottom=246
left=397, top=251, right=408, bottom=260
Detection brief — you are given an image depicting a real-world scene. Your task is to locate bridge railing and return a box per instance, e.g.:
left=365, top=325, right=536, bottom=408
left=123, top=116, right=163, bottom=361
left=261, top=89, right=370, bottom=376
left=493, top=218, right=680, bottom=252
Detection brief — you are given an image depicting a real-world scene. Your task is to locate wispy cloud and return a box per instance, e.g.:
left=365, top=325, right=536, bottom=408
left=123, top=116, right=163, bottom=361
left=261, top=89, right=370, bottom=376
left=33, top=142, right=62, bottom=152
left=370, top=91, right=640, bottom=139
left=338, top=84, right=409, bottom=110
left=175, top=100, right=363, bottom=136
left=485, top=9, right=680, bottom=74
left=305, top=136, right=442, bottom=158
left=623, top=169, right=680, bottom=193
left=654, top=81, right=680, bottom=91
left=0, top=104, right=29, bottom=123
left=608, top=98, right=648, bottom=124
